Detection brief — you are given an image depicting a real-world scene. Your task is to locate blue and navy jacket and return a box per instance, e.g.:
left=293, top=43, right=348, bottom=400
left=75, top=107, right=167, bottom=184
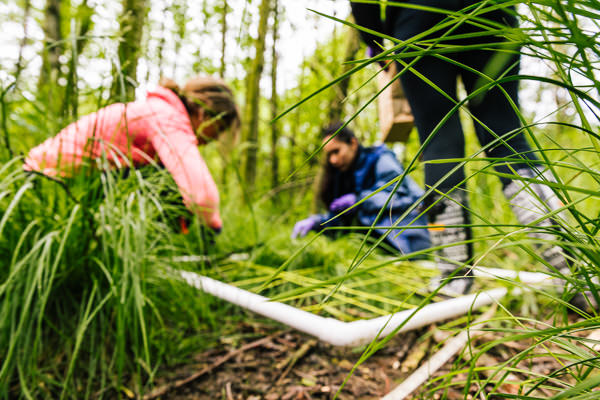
left=317, top=145, right=430, bottom=255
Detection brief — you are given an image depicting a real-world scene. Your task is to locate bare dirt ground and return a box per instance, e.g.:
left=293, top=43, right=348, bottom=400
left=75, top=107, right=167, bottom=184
left=144, top=317, right=581, bottom=400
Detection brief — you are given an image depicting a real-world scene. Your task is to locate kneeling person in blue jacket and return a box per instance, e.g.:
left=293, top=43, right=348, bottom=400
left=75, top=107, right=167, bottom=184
left=292, top=123, right=430, bottom=256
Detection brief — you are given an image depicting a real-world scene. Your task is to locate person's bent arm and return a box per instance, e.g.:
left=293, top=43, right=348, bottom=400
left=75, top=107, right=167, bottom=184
left=357, top=153, right=423, bottom=215
left=151, top=130, right=222, bottom=231
left=23, top=105, right=122, bottom=176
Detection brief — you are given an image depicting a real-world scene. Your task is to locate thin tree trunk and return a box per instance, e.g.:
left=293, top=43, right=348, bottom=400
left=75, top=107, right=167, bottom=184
left=112, top=0, right=149, bottom=101
left=64, top=0, right=94, bottom=120
left=270, top=0, right=279, bottom=190
left=329, top=25, right=360, bottom=121
left=219, top=1, right=228, bottom=78
left=14, top=0, right=31, bottom=87
left=219, top=0, right=229, bottom=190
left=1, top=89, right=13, bottom=160
left=243, top=0, right=271, bottom=189
left=64, top=19, right=79, bottom=119
left=5, top=0, right=32, bottom=158
left=201, top=0, right=209, bottom=31
left=38, top=0, right=62, bottom=99
left=156, top=3, right=168, bottom=77
left=74, top=0, right=94, bottom=55
left=290, top=64, right=305, bottom=177
left=194, top=0, right=210, bottom=86
left=172, top=0, right=186, bottom=78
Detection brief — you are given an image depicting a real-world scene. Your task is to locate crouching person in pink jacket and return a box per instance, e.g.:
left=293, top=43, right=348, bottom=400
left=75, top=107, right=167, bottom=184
left=24, top=76, right=240, bottom=232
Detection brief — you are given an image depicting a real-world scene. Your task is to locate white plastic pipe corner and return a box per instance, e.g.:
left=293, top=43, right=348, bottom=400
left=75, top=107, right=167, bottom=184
left=179, top=270, right=529, bottom=347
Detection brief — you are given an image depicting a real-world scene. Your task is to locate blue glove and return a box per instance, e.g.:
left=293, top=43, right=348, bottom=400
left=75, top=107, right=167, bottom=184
left=291, top=215, right=321, bottom=239
left=329, top=193, right=357, bottom=214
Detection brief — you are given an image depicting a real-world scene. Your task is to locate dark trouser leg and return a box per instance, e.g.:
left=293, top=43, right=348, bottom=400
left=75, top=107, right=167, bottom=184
left=460, top=47, right=591, bottom=309
left=461, top=49, right=569, bottom=272
left=400, top=55, right=465, bottom=191
left=399, top=55, right=474, bottom=294
left=390, top=3, right=521, bottom=294
left=389, top=3, right=573, bottom=296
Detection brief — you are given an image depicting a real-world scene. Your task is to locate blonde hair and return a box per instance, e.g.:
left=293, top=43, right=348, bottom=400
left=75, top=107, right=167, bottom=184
left=160, top=76, right=240, bottom=137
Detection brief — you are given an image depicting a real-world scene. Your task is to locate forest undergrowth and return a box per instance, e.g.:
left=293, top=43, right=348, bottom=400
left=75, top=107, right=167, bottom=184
left=1, top=0, right=600, bottom=399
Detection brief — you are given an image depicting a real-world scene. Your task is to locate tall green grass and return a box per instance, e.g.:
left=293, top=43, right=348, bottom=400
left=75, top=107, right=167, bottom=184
left=0, top=160, right=223, bottom=398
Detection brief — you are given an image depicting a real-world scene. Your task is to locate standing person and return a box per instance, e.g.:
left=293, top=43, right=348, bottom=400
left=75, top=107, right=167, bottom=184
left=24, top=76, right=240, bottom=232
left=350, top=1, right=568, bottom=294
left=292, top=123, right=430, bottom=257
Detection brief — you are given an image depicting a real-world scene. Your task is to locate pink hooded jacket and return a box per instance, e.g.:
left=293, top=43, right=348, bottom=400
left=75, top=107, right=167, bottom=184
left=24, top=86, right=222, bottom=230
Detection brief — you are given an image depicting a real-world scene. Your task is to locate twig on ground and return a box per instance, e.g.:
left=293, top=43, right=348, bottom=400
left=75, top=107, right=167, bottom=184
left=275, top=339, right=317, bottom=385
left=143, top=330, right=287, bottom=400
left=225, top=382, right=234, bottom=400
left=382, top=306, right=497, bottom=400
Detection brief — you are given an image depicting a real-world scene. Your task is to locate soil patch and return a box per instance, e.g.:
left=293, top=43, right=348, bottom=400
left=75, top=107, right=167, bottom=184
left=148, top=318, right=582, bottom=399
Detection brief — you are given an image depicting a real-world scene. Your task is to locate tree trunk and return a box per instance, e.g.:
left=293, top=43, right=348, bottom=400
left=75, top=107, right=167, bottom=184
left=38, top=0, right=62, bottom=99
left=14, top=0, right=31, bottom=87
left=219, top=0, right=228, bottom=78
left=5, top=0, right=32, bottom=158
left=242, top=0, right=271, bottom=189
left=329, top=25, right=360, bottom=122
left=156, top=3, right=168, bottom=78
left=172, top=0, right=187, bottom=78
left=112, top=0, right=149, bottom=101
left=64, top=0, right=94, bottom=119
left=290, top=64, right=306, bottom=177
left=270, top=0, right=279, bottom=190
left=72, top=0, right=94, bottom=56
left=218, top=0, right=229, bottom=189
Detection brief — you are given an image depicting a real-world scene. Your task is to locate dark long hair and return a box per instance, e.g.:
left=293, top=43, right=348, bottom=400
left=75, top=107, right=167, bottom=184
left=317, top=123, right=357, bottom=208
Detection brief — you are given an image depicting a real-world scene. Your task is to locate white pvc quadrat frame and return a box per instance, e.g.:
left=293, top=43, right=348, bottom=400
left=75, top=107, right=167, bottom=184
left=178, top=265, right=550, bottom=347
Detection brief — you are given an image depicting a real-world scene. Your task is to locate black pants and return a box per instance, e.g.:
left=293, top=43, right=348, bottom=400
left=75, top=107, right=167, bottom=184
left=388, top=1, right=538, bottom=191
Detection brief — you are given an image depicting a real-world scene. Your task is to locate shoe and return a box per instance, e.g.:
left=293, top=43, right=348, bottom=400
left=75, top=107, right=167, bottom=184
left=568, top=290, right=598, bottom=313
left=429, top=266, right=474, bottom=297
left=503, top=167, right=569, bottom=271
left=426, top=190, right=474, bottom=296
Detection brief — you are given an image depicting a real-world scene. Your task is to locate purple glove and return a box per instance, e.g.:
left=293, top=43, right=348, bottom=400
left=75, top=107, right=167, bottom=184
left=291, top=215, right=321, bottom=239
left=329, top=193, right=357, bottom=214
left=367, top=46, right=381, bottom=58
left=367, top=45, right=389, bottom=69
